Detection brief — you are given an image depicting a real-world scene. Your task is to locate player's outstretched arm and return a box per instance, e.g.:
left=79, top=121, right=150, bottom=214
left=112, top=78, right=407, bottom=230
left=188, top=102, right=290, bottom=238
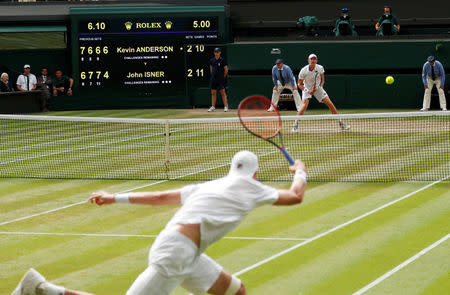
left=89, top=189, right=182, bottom=206
left=274, top=160, right=307, bottom=206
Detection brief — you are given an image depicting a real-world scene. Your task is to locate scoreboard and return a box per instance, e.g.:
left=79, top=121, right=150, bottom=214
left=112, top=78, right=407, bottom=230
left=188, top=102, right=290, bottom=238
left=70, top=6, right=228, bottom=107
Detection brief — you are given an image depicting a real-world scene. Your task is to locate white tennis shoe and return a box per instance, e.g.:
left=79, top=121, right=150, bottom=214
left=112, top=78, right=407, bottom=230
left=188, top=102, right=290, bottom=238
left=12, top=268, right=45, bottom=295
left=291, top=126, right=298, bottom=133
left=443, top=108, right=447, bottom=111
left=420, top=108, right=429, bottom=112
left=208, top=106, right=216, bottom=112
left=224, top=106, right=228, bottom=112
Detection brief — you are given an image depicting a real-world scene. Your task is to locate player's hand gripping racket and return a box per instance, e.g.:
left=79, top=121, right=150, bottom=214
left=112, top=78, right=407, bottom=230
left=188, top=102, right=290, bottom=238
left=238, top=95, right=294, bottom=165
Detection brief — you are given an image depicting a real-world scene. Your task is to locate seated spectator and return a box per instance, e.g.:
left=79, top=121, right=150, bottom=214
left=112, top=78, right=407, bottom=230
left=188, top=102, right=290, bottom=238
left=36, top=67, right=53, bottom=111
left=0, top=72, right=14, bottom=92
left=52, top=69, right=74, bottom=97
left=334, top=8, right=357, bottom=37
left=375, top=6, right=400, bottom=36
left=297, top=16, right=319, bottom=37
left=16, top=64, right=37, bottom=92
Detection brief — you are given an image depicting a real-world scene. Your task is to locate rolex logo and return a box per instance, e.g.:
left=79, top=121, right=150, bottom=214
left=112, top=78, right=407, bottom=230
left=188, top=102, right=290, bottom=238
left=124, top=21, right=133, bottom=30
left=165, top=21, right=173, bottom=30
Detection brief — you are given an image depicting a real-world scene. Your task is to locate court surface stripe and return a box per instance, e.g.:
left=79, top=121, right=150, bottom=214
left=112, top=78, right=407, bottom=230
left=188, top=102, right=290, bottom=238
left=0, top=231, right=309, bottom=241
left=352, top=233, right=450, bottom=295
left=233, top=175, right=449, bottom=276
left=0, top=150, right=278, bottom=227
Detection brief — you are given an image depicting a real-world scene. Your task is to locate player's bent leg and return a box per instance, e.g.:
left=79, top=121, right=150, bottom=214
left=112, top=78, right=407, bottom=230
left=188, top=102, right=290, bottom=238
left=292, top=98, right=309, bottom=133
left=64, top=290, right=95, bottom=295
left=207, top=270, right=244, bottom=295
left=322, top=97, right=350, bottom=130
left=126, top=265, right=180, bottom=295
left=297, top=98, right=309, bottom=115
left=322, top=97, right=338, bottom=114
left=12, top=268, right=94, bottom=295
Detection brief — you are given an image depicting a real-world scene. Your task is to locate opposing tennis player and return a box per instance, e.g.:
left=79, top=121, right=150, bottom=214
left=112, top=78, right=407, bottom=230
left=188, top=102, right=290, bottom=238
left=12, top=151, right=307, bottom=295
left=291, top=53, right=350, bottom=132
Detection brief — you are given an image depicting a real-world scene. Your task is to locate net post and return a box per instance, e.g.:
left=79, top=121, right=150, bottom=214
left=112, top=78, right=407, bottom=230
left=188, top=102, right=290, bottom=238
left=165, top=120, right=170, bottom=163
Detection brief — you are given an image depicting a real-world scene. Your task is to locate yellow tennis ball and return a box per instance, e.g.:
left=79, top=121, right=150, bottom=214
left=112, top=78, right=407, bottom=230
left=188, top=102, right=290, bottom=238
left=386, top=76, right=394, bottom=85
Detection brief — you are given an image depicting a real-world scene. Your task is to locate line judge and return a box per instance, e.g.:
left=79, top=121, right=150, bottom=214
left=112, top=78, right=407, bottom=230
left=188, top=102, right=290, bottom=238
left=268, top=59, right=302, bottom=112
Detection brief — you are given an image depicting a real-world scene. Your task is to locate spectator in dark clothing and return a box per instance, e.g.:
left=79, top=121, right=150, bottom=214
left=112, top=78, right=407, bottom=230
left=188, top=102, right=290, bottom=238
left=36, top=67, right=53, bottom=111
left=375, top=6, right=400, bottom=36
left=52, top=69, right=73, bottom=97
left=0, top=72, right=14, bottom=92
left=208, top=48, right=229, bottom=112
left=334, top=8, right=357, bottom=36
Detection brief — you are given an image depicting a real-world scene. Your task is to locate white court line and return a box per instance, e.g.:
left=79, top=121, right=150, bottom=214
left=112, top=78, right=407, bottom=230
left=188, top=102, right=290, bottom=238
left=0, top=231, right=309, bottom=241
left=352, top=233, right=450, bottom=295
left=0, top=149, right=279, bottom=227
left=233, top=175, right=449, bottom=276
left=0, top=180, right=167, bottom=227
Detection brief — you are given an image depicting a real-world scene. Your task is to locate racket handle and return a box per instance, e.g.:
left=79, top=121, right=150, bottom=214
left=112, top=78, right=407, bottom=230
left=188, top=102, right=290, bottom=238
left=280, top=146, right=295, bottom=165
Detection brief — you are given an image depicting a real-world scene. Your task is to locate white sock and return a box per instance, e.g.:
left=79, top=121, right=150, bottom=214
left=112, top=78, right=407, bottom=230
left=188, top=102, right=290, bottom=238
left=40, top=282, right=65, bottom=295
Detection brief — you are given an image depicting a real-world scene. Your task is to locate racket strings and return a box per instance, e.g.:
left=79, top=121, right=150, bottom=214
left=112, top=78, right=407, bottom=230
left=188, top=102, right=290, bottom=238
left=238, top=97, right=281, bottom=139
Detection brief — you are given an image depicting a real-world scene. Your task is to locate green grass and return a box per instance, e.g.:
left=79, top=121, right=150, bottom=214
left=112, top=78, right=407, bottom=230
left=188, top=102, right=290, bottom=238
left=39, top=108, right=415, bottom=119
left=0, top=109, right=448, bottom=294
left=0, top=179, right=448, bottom=294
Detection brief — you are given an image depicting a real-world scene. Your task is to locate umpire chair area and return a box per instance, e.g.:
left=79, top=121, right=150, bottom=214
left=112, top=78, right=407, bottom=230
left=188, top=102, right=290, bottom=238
left=277, top=88, right=297, bottom=110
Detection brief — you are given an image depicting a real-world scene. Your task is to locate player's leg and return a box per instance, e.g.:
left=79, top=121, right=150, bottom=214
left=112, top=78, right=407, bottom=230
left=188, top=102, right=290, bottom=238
left=421, top=77, right=433, bottom=111
left=322, top=97, right=338, bottom=114
left=291, top=90, right=311, bottom=132
left=182, top=254, right=244, bottom=295
left=219, top=88, right=229, bottom=111
left=436, top=78, right=447, bottom=110
left=321, top=93, right=350, bottom=130
left=207, top=270, right=245, bottom=295
left=65, top=290, right=94, bottom=295
left=126, top=265, right=181, bottom=295
left=209, top=89, right=217, bottom=112
left=12, top=268, right=94, bottom=295
left=269, top=85, right=283, bottom=111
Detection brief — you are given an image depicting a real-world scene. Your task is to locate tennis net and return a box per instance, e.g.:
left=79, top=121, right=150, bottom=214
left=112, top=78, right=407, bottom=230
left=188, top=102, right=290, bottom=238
left=0, top=112, right=449, bottom=182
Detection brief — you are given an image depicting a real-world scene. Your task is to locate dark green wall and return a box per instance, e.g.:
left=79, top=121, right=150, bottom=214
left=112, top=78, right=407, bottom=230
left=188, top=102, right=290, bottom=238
left=225, top=74, right=448, bottom=109
left=223, top=40, right=449, bottom=109
left=227, top=41, right=449, bottom=70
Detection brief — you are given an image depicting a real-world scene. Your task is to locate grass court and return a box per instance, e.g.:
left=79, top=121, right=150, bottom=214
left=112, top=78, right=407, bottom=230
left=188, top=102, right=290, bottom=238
left=0, top=109, right=448, bottom=295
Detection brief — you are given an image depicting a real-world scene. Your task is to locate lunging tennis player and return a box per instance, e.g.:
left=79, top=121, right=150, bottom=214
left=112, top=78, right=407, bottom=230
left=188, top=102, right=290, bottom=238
left=13, top=151, right=307, bottom=295
left=292, top=53, right=350, bottom=132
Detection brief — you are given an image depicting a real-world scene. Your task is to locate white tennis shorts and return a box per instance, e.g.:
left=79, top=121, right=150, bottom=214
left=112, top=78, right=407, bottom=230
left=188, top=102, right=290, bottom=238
left=126, top=230, right=223, bottom=295
left=302, top=86, right=328, bottom=102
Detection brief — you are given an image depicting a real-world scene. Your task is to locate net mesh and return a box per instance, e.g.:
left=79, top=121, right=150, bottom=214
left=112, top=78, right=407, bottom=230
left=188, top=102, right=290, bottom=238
left=0, top=112, right=449, bottom=182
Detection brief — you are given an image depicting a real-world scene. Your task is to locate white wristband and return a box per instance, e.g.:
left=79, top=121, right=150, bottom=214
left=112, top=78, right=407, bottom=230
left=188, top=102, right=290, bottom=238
left=294, top=169, right=307, bottom=183
left=115, top=193, right=131, bottom=204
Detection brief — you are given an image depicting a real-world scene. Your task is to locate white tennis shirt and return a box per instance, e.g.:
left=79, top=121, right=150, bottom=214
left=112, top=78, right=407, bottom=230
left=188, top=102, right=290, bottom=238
left=166, top=175, right=279, bottom=253
left=298, top=64, right=325, bottom=91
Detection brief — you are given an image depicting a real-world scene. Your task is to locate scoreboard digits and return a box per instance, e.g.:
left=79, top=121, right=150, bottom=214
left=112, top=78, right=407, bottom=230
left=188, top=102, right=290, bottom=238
left=73, top=14, right=225, bottom=98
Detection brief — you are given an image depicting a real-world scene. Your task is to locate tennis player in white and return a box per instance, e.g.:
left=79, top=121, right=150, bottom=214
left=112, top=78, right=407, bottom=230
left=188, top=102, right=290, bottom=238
left=12, top=151, right=307, bottom=295
left=291, top=53, right=350, bottom=132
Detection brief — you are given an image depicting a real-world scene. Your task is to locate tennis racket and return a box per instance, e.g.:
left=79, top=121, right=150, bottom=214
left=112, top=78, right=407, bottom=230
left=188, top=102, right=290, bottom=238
left=238, top=95, right=294, bottom=165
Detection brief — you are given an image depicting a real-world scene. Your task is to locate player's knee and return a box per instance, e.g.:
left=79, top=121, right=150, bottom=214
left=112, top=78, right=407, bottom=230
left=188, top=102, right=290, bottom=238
left=235, top=282, right=246, bottom=295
